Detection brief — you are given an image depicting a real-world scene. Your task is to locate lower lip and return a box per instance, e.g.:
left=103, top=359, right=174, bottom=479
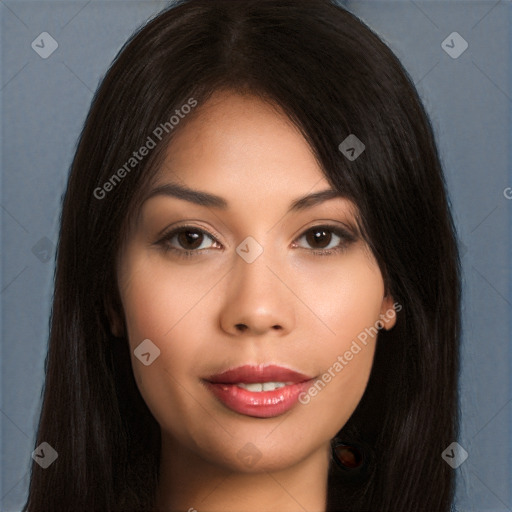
left=203, top=380, right=314, bottom=418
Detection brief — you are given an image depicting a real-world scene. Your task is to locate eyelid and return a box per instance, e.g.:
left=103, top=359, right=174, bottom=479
left=155, top=222, right=223, bottom=245
left=290, top=219, right=358, bottom=242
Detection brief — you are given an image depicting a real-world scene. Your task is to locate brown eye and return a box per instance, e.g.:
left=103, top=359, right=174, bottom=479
left=176, top=229, right=205, bottom=250
left=305, top=228, right=333, bottom=249
left=294, top=225, right=357, bottom=255
left=156, top=226, right=220, bottom=257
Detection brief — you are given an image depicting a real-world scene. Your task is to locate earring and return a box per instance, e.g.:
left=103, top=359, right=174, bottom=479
left=331, top=440, right=363, bottom=469
left=330, top=437, right=372, bottom=479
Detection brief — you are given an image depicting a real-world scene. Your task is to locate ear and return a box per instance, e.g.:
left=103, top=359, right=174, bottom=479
left=378, top=293, right=398, bottom=331
left=104, top=295, right=125, bottom=338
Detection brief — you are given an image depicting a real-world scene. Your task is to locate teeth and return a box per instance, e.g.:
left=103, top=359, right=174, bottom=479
left=236, top=382, right=291, bottom=392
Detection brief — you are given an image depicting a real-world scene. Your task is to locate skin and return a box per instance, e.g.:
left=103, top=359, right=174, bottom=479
left=112, top=90, right=396, bottom=512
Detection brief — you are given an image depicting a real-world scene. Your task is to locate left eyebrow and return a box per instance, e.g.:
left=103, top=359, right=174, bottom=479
left=141, top=182, right=345, bottom=213
left=289, top=188, right=345, bottom=212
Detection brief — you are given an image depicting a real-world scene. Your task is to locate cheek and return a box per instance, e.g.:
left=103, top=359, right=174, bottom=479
left=117, top=252, right=226, bottom=431
left=120, top=254, right=217, bottom=341
left=294, top=248, right=385, bottom=347
left=293, top=252, right=384, bottom=426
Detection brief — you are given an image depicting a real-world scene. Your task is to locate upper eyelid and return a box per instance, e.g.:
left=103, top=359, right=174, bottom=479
left=156, top=223, right=222, bottom=242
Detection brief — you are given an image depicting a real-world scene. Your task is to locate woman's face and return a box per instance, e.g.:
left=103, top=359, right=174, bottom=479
left=115, top=90, right=396, bottom=473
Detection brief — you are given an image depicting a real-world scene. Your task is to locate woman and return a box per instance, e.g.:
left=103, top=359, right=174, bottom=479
left=22, top=0, right=461, bottom=510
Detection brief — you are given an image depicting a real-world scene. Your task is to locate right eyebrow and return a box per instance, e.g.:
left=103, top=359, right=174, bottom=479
left=141, top=182, right=228, bottom=209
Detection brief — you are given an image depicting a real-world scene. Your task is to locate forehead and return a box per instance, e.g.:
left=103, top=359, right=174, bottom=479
left=152, top=90, right=327, bottom=193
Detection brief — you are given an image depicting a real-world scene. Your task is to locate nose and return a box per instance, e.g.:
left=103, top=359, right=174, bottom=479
left=218, top=244, right=296, bottom=337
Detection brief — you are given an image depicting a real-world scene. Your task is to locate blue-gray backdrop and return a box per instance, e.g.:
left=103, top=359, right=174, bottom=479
left=1, top=1, right=510, bottom=510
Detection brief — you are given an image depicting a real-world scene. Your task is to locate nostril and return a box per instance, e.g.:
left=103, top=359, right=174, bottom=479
left=235, top=323, right=248, bottom=332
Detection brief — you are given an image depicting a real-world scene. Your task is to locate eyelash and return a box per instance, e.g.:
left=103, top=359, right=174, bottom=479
left=154, top=224, right=357, bottom=260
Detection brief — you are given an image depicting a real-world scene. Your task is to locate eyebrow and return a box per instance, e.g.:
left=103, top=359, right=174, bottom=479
left=142, top=182, right=345, bottom=213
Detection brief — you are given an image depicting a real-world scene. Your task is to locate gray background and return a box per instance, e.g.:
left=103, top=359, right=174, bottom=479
left=1, top=1, right=510, bottom=510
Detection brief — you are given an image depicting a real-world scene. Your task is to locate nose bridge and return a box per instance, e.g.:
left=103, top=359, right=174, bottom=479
left=233, top=236, right=280, bottom=302
left=218, top=234, right=295, bottom=335
left=237, top=243, right=273, bottom=288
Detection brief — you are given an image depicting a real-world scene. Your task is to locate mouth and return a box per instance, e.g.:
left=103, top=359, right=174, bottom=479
left=202, top=364, right=316, bottom=418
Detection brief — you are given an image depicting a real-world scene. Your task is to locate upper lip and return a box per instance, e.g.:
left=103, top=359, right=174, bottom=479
left=204, top=364, right=314, bottom=384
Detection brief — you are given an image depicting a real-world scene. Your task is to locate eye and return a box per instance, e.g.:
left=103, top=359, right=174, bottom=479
left=292, top=225, right=357, bottom=255
left=154, top=223, right=357, bottom=259
left=155, top=226, right=221, bottom=258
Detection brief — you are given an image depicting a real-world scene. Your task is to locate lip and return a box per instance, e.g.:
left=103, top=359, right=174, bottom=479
left=205, top=364, right=314, bottom=384
left=202, top=364, right=315, bottom=418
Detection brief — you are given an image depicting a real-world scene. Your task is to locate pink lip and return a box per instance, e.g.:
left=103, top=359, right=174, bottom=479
left=203, top=364, right=315, bottom=418
left=205, top=364, right=313, bottom=384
